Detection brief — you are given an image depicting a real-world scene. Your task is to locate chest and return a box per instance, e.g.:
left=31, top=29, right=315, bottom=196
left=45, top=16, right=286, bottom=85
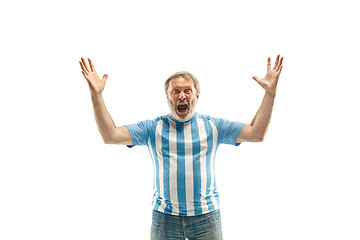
left=151, top=119, right=218, bottom=157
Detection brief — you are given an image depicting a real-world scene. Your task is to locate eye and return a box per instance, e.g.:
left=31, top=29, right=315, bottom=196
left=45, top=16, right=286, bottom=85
left=184, top=89, right=192, bottom=93
left=173, top=89, right=180, bottom=94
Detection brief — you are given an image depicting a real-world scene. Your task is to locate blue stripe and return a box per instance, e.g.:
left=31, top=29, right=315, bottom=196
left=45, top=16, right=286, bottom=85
left=191, top=120, right=202, bottom=215
left=203, top=119, right=215, bottom=212
left=153, top=197, right=164, bottom=212
left=212, top=146, right=219, bottom=203
left=176, top=123, right=187, bottom=216
left=161, top=119, right=173, bottom=214
left=149, top=125, right=160, bottom=211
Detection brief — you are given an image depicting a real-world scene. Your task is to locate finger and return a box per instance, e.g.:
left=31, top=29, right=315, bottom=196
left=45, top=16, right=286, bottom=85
left=79, top=61, right=89, bottom=73
left=82, top=71, right=95, bottom=90
left=276, top=57, right=283, bottom=71
left=278, top=66, right=283, bottom=76
left=273, top=55, right=280, bottom=69
left=81, top=58, right=90, bottom=72
left=267, top=57, right=271, bottom=72
left=82, top=71, right=89, bottom=81
left=88, top=58, right=95, bottom=72
left=81, top=57, right=90, bottom=72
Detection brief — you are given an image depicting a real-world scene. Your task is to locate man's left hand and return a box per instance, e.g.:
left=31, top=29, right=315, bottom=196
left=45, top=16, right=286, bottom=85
left=252, top=54, right=284, bottom=94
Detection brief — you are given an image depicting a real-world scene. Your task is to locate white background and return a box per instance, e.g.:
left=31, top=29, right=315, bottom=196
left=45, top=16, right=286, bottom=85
left=1, top=0, right=359, bottom=239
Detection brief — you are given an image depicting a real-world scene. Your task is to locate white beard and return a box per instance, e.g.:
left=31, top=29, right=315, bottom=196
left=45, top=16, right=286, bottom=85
left=167, top=98, right=197, bottom=122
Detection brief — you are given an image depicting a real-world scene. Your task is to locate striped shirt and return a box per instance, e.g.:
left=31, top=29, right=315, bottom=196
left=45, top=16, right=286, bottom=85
left=125, top=113, right=244, bottom=216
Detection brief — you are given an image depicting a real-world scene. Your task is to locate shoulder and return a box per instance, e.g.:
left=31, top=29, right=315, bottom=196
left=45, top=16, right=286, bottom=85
left=143, top=114, right=170, bottom=128
left=197, top=113, right=223, bottom=126
left=197, top=113, right=215, bottom=121
left=127, top=114, right=168, bottom=129
left=140, top=114, right=169, bottom=123
left=155, top=114, right=170, bottom=122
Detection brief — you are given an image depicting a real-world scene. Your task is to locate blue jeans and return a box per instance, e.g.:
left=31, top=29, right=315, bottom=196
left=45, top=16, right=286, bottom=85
left=150, top=209, right=223, bottom=240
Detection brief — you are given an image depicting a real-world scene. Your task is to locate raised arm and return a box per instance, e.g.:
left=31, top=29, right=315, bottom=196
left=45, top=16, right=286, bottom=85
left=79, top=58, right=132, bottom=145
left=237, top=55, right=283, bottom=142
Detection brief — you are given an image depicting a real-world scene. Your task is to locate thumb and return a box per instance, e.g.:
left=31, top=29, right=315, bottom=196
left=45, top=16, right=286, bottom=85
left=252, top=76, right=261, bottom=83
left=103, top=74, right=108, bottom=82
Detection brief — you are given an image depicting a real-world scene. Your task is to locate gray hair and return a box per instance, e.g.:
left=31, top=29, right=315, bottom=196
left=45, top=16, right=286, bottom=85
left=164, top=71, right=200, bottom=97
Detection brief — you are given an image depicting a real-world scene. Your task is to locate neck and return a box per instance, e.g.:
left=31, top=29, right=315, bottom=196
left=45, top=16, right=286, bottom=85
left=170, top=112, right=196, bottom=122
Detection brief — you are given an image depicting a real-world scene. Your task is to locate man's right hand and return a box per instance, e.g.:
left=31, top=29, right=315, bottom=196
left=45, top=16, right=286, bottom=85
left=79, top=57, right=108, bottom=96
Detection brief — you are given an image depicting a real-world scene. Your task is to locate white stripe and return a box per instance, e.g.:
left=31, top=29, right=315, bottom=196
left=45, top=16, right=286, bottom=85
left=155, top=120, right=166, bottom=211
left=184, top=122, right=194, bottom=215
left=197, top=118, right=209, bottom=213
left=208, top=120, right=219, bottom=210
left=147, top=138, right=156, bottom=209
left=168, top=119, right=179, bottom=215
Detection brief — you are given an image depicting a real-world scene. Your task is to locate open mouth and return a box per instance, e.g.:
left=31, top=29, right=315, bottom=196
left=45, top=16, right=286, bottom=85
left=177, top=103, right=188, bottom=113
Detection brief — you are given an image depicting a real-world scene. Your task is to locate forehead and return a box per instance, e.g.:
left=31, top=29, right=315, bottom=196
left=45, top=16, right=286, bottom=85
left=169, top=77, right=195, bottom=89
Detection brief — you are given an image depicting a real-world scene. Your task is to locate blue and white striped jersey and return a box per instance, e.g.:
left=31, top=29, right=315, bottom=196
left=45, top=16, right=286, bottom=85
left=125, top=113, right=244, bottom=216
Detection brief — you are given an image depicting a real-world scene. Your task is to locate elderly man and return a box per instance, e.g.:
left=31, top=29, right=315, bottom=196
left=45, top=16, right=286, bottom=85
left=79, top=55, right=283, bottom=240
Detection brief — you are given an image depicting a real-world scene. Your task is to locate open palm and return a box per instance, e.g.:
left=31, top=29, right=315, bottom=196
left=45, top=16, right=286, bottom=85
left=253, top=55, right=283, bottom=94
left=79, top=58, right=108, bottom=95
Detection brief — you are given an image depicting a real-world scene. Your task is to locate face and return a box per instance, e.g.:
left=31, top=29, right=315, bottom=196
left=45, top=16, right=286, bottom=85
left=167, top=76, right=199, bottom=121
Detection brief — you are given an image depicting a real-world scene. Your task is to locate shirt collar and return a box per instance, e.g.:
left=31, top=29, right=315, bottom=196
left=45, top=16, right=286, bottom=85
left=168, top=112, right=198, bottom=124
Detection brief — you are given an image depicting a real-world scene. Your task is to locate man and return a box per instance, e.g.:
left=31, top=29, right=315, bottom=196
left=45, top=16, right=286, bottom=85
left=79, top=55, right=283, bottom=239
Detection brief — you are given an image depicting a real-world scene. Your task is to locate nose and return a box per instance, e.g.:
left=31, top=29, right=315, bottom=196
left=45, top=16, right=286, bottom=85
left=178, top=91, right=186, bottom=100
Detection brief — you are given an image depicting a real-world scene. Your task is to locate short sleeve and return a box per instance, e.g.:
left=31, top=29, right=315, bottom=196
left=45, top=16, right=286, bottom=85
left=211, top=117, right=245, bottom=146
left=124, top=120, right=151, bottom=148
